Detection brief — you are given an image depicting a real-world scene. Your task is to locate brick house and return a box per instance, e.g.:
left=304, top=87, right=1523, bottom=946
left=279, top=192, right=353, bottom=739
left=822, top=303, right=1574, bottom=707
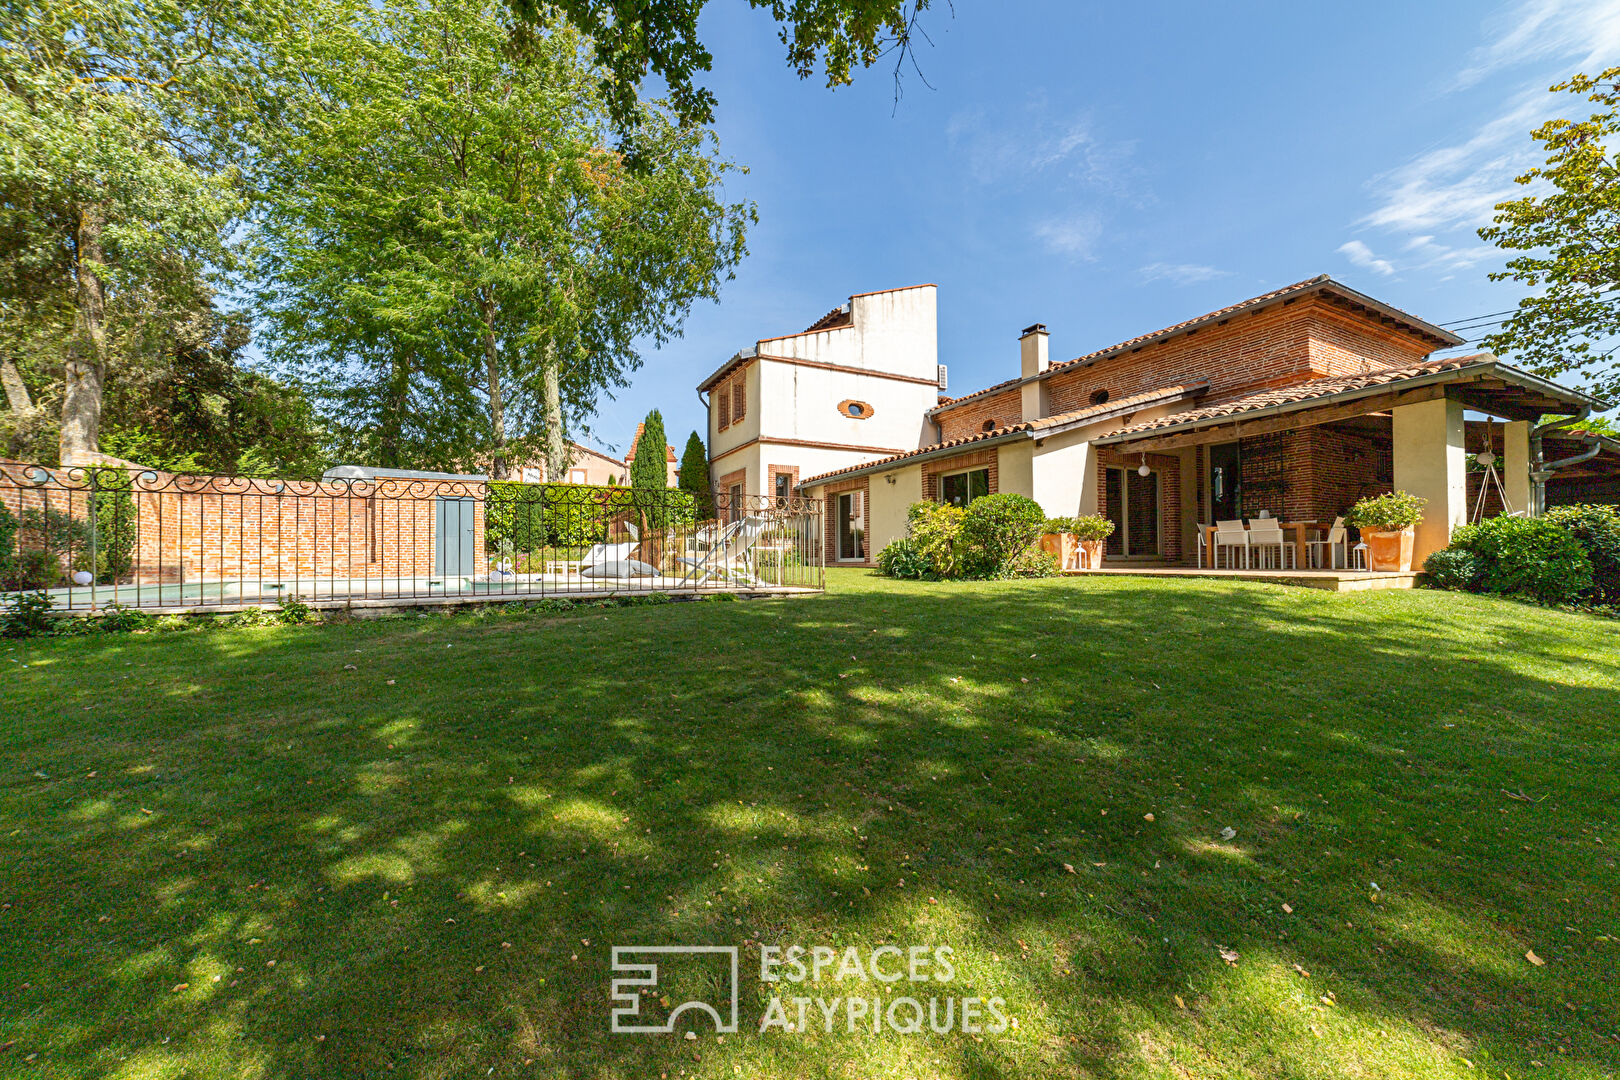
left=699, top=276, right=1616, bottom=568
left=507, top=440, right=628, bottom=486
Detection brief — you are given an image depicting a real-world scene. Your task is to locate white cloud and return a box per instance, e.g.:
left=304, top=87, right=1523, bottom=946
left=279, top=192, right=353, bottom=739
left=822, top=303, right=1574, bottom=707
left=947, top=107, right=1139, bottom=196
left=1138, top=262, right=1231, bottom=286
left=1457, top=0, right=1620, bottom=87
left=1034, top=213, right=1102, bottom=259
left=1338, top=241, right=1396, bottom=276
left=1353, top=0, right=1620, bottom=275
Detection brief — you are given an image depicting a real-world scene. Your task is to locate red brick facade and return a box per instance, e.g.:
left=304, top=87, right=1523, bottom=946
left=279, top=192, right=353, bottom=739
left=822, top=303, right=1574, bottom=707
left=2, top=464, right=489, bottom=585
left=919, top=448, right=1000, bottom=503
left=1095, top=450, right=1182, bottom=561
left=936, top=297, right=1434, bottom=442
left=821, top=475, right=872, bottom=565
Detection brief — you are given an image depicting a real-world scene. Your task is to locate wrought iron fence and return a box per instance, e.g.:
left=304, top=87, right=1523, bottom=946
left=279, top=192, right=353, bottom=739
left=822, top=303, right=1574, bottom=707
left=0, top=462, right=824, bottom=612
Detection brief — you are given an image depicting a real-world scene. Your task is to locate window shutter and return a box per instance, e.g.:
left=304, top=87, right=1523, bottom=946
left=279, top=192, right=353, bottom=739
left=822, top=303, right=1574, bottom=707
left=718, top=388, right=731, bottom=428
left=733, top=375, right=746, bottom=420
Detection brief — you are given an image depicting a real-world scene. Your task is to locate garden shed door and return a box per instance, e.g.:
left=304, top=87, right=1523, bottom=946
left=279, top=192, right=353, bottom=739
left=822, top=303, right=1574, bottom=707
left=434, top=497, right=476, bottom=578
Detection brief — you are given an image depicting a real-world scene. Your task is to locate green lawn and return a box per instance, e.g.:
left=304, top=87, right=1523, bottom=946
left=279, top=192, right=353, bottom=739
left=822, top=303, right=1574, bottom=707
left=2, top=570, right=1617, bottom=1079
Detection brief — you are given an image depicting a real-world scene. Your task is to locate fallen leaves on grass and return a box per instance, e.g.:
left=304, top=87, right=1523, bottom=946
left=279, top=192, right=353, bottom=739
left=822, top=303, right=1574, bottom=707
left=1218, top=948, right=1239, bottom=966
left=1526, top=950, right=1546, bottom=966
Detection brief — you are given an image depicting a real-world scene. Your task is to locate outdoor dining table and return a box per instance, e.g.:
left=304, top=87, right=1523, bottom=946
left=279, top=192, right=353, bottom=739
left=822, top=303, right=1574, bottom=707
left=1203, top=521, right=1323, bottom=569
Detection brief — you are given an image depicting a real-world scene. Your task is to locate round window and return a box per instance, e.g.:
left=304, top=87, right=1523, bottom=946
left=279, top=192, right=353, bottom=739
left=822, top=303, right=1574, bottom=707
left=838, top=399, right=874, bottom=420
left=1089, top=389, right=1111, bottom=406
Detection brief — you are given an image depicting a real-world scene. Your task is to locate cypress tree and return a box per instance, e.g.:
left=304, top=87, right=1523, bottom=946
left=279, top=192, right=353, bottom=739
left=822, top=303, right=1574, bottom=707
left=630, top=409, right=669, bottom=489
left=678, top=430, right=713, bottom=520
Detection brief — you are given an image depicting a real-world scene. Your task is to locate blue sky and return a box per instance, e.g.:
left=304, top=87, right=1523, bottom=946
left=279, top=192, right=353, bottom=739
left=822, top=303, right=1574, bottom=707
left=588, top=0, right=1620, bottom=457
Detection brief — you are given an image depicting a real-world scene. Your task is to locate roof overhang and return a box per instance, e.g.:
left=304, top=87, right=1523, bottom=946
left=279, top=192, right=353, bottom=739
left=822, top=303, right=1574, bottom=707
left=1092, top=360, right=1610, bottom=453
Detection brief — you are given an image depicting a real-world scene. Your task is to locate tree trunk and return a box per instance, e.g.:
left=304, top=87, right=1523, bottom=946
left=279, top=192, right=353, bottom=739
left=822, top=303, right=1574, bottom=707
left=61, top=204, right=109, bottom=466
left=377, top=347, right=411, bottom=469
left=0, top=358, right=31, bottom=413
left=542, top=337, right=566, bottom=481
left=479, top=290, right=507, bottom=480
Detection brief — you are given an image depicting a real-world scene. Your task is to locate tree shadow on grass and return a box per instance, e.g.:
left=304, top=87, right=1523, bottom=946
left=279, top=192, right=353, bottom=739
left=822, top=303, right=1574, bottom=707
left=1, top=574, right=1617, bottom=1078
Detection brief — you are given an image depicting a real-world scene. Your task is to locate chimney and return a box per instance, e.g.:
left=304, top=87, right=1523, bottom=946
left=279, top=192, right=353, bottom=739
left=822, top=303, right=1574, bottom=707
left=1020, top=324, right=1050, bottom=421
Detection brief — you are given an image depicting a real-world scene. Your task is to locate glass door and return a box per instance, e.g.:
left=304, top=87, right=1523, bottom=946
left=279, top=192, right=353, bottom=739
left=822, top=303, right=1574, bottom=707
left=1105, top=467, right=1161, bottom=556
left=837, top=492, right=866, bottom=561
left=1210, top=442, right=1241, bottom=522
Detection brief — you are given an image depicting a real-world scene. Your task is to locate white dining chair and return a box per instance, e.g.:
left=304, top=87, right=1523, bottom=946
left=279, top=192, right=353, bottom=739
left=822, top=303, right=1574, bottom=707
left=1303, top=516, right=1352, bottom=569
left=1195, top=523, right=1208, bottom=568
left=1213, top=519, right=1249, bottom=569
left=1247, top=518, right=1294, bottom=569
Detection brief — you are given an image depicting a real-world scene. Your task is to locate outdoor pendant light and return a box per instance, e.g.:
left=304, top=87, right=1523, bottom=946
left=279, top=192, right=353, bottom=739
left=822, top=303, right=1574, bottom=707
left=1137, top=453, right=1151, bottom=478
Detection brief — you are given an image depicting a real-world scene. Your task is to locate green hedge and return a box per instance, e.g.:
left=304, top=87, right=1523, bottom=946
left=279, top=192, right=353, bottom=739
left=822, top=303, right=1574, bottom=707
left=485, top=483, right=697, bottom=551
left=1544, top=504, right=1620, bottom=605
left=876, top=495, right=1056, bottom=580
left=1440, top=515, right=1592, bottom=605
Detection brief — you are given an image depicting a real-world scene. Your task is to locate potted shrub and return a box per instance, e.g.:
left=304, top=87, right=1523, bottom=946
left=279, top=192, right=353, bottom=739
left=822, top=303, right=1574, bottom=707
left=1040, top=517, right=1081, bottom=570
left=1346, top=490, right=1426, bottom=571
left=1071, top=515, right=1115, bottom=569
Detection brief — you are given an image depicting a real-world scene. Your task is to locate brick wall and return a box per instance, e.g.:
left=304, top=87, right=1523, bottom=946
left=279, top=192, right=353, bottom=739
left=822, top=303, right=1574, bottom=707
left=919, top=448, right=1000, bottom=503
left=938, top=297, right=1434, bottom=438
left=767, top=464, right=801, bottom=506
left=936, top=391, right=1022, bottom=442
left=821, top=475, right=872, bottom=564
left=1095, top=451, right=1181, bottom=560
left=3, top=465, right=492, bottom=585
left=715, top=467, right=747, bottom=522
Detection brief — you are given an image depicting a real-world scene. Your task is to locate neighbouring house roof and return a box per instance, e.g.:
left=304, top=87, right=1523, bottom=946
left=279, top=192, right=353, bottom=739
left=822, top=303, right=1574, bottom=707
left=626, top=422, right=677, bottom=464
left=929, top=274, right=1466, bottom=417
left=1091, top=354, right=1612, bottom=446
left=797, top=383, right=1209, bottom=487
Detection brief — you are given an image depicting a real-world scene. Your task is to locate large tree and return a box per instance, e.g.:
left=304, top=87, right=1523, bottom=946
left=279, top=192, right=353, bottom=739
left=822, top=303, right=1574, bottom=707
left=512, top=0, right=938, bottom=138
left=256, top=0, right=752, bottom=478
left=0, top=0, right=284, bottom=464
left=1481, top=67, right=1620, bottom=403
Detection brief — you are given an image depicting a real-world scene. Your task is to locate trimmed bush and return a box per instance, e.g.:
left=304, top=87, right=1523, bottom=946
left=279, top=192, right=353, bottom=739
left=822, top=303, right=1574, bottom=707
left=1545, top=503, right=1620, bottom=604
left=960, top=493, right=1048, bottom=578
left=1449, top=515, right=1592, bottom=605
left=879, top=495, right=1057, bottom=580
left=1422, top=548, right=1481, bottom=592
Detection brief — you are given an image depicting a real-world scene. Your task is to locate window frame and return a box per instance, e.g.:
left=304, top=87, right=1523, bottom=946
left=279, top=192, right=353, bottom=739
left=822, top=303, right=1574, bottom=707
left=938, top=467, right=990, bottom=507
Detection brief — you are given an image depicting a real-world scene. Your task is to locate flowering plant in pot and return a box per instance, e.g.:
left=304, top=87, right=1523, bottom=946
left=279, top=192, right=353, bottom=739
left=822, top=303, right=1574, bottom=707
left=1042, top=515, right=1114, bottom=569
left=1345, top=491, right=1426, bottom=571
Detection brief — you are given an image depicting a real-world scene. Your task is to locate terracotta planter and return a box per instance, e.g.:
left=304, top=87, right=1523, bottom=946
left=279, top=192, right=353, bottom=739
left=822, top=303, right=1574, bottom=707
left=1360, top=527, right=1414, bottom=572
left=1040, top=532, right=1079, bottom=569
left=1075, top=539, right=1106, bottom=570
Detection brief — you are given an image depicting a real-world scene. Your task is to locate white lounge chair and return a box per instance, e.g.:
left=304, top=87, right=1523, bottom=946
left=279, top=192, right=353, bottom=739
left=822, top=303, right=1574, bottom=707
left=679, top=516, right=767, bottom=585
left=580, top=522, right=656, bottom=579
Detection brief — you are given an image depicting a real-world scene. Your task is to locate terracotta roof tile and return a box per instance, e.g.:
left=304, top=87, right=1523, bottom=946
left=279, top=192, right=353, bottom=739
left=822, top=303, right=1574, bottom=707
left=803, top=306, right=853, bottom=334
left=798, top=383, right=1207, bottom=486
left=929, top=274, right=1463, bottom=416
left=1096, top=355, right=1494, bottom=440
